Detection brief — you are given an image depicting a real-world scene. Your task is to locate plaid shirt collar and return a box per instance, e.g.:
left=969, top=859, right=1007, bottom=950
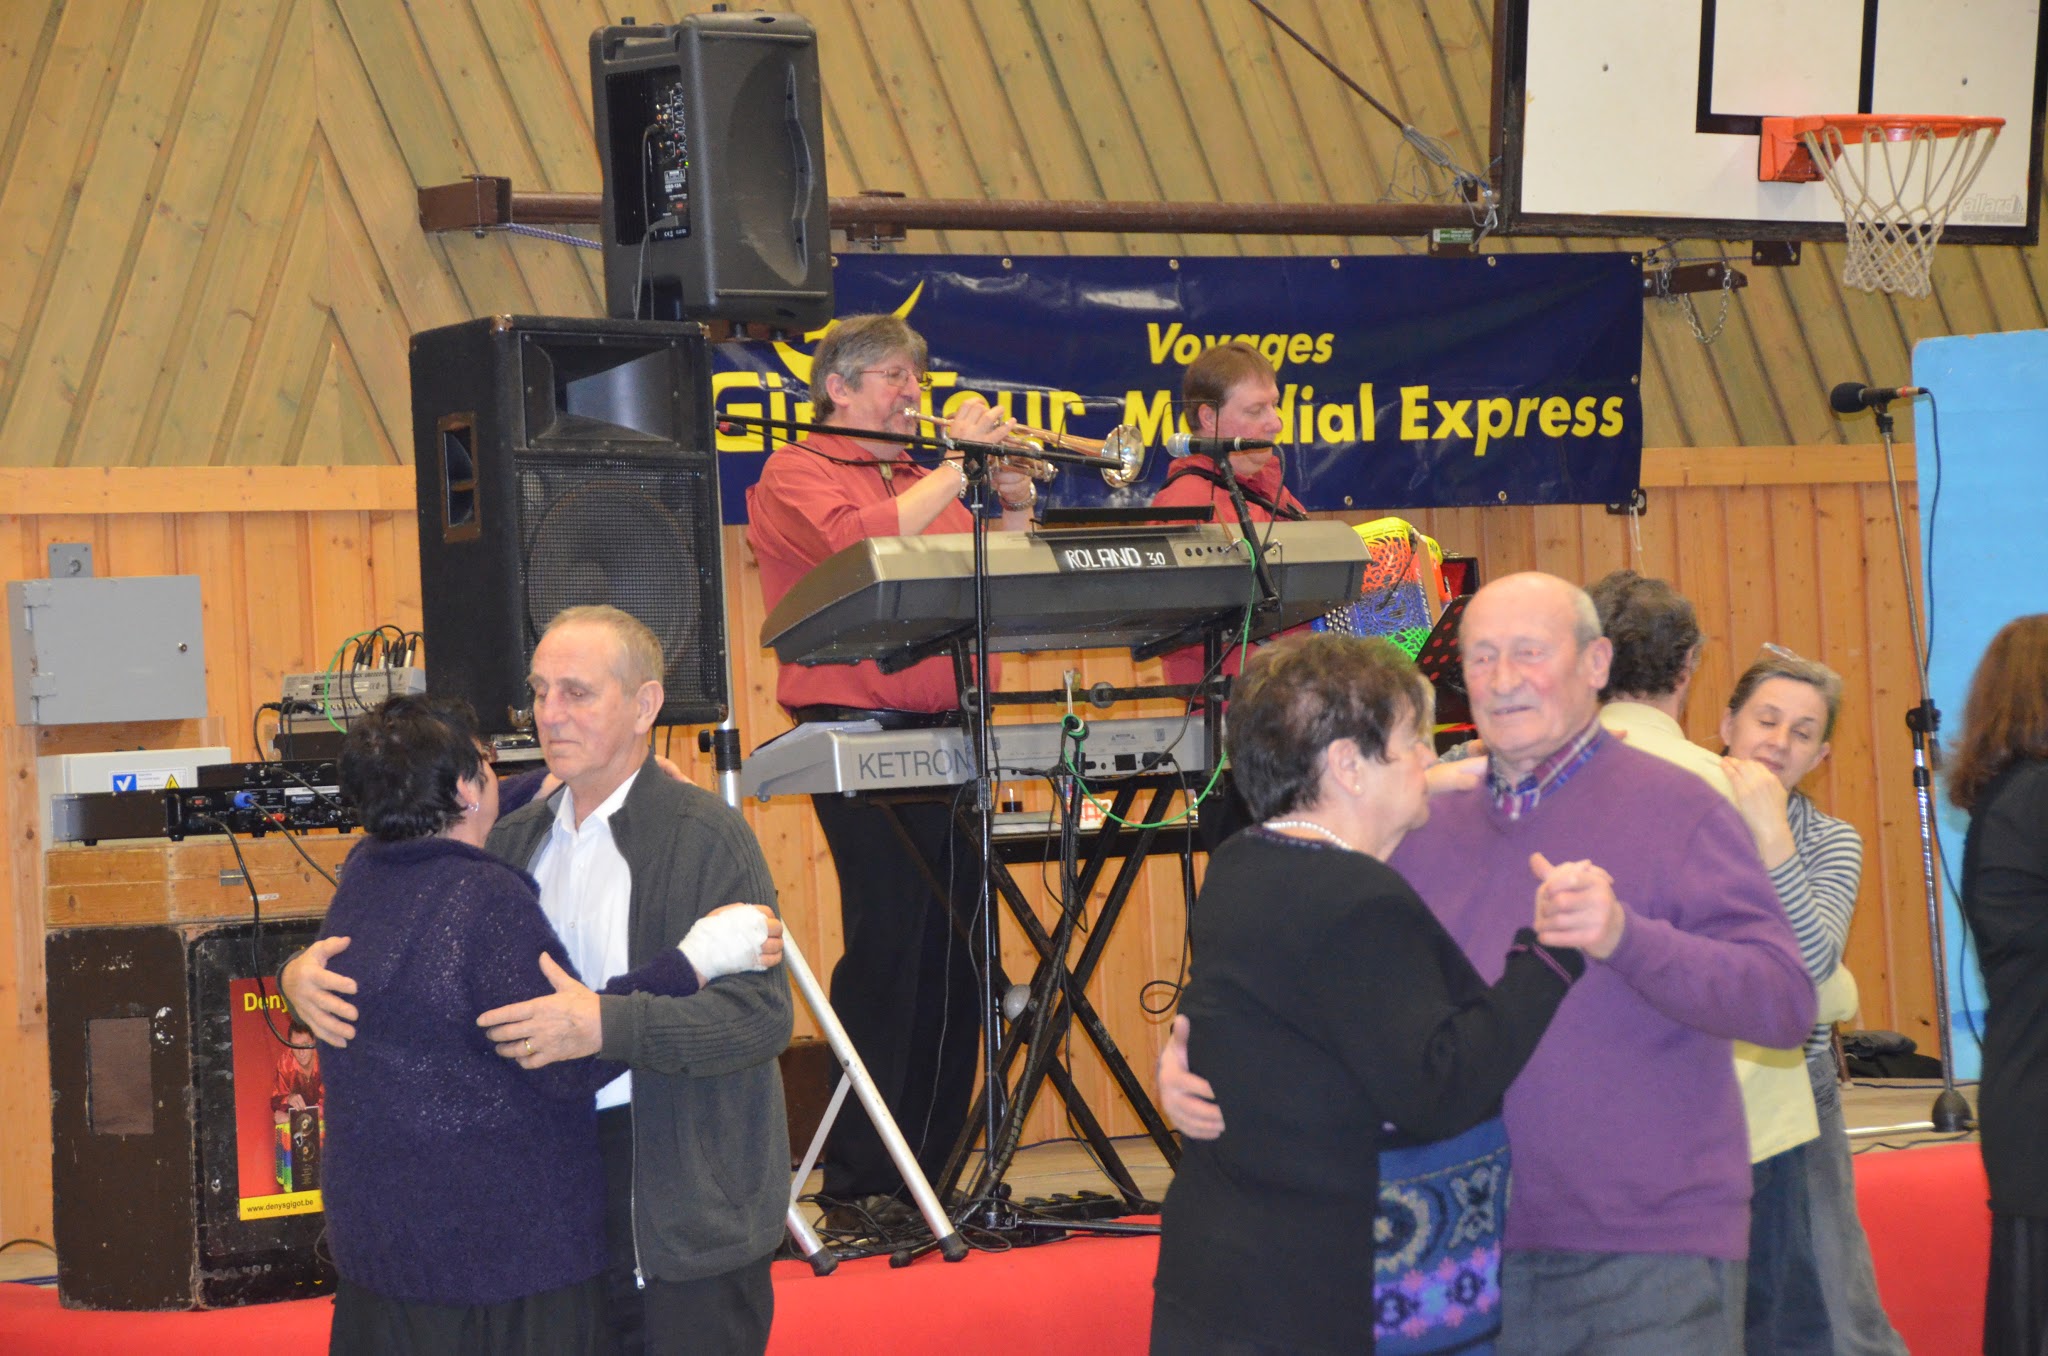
left=1488, top=717, right=1608, bottom=821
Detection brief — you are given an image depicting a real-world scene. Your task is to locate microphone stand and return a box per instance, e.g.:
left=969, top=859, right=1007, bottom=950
left=1207, top=452, right=1281, bottom=611
left=733, top=407, right=1170, bottom=1257
left=1196, top=454, right=1277, bottom=733
left=1871, top=395, right=1972, bottom=1133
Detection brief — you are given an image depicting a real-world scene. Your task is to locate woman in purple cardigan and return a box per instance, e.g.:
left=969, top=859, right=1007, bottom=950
left=313, top=695, right=779, bottom=1355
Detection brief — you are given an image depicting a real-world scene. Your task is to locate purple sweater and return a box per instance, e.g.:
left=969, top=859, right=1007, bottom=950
left=1390, top=738, right=1816, bottom=1260
left=315, top=835, right=700, bottom=1305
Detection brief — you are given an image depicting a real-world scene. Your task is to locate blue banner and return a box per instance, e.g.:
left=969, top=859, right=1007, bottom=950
left=712, top=253, right=1642, bottom=522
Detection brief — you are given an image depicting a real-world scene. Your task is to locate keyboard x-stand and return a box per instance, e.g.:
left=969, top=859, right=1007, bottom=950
left=934, top=448, right=1290, bottom=1235
left=761, top=475, right=1369, bottom=1248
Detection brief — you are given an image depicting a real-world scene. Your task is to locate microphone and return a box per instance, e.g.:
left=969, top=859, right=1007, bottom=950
left=1164, top=432, right=1276, bottom=458
left=1830, top=381, right=1929, bottom=413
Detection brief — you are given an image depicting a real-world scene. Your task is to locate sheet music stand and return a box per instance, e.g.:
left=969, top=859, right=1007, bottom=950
left=1415, top=592, right=1474, bottom=738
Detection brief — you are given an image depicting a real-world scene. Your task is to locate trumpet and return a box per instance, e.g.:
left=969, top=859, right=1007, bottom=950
left=901, top=408, right=1147, bottom=489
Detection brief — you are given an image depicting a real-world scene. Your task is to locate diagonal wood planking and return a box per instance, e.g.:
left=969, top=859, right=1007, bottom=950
left=3, top=0, right=2047, bottom=469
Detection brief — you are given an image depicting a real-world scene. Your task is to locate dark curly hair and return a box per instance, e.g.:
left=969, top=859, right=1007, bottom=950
left=1227, top=633, right=1432, bottom=821
left=339, top=694, right=487, bottom=841
left=1587, top=570, right=1701, bottom=702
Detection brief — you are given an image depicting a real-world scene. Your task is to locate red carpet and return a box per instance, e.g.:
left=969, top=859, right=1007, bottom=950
left=0, top=1143, right=1990, bottom=1354
left=1856, top=1141, right=1991, bottom=1353
left=0, top=1223, right=1159, bottom=1355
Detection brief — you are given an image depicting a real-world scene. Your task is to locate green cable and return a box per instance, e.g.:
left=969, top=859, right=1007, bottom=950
left=1060, top=538, right=1260, bottom=831
left=318, top=631, right=388, bottom=733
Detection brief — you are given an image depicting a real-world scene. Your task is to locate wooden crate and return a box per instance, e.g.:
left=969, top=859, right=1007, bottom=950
left=44, top=835, right=354, bottom=930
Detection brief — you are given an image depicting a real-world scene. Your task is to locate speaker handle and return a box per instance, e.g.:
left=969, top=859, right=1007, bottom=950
left=784, top=64, right=813, bottom=252
left=435, top=413, right=482, bottom=543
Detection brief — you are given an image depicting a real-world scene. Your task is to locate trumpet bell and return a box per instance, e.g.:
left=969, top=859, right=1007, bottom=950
left=1100, top=426, right=1147, bottom=488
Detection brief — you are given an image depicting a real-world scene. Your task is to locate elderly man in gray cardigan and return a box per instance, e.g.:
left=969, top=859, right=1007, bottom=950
left=286, top=605, right=792, bottom=1355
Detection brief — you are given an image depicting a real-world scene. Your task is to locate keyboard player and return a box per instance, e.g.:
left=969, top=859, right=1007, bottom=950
left=744, top=313, right=1035, bottom=1228
left=1149, top=341, right=1309, bottom=847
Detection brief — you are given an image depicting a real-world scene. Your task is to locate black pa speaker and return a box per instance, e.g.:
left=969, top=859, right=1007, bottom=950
left=48, top=919, right=333, bottom=1309
left=410, top=315, right=729, bottom=734
left=592, top=13, right=832, bottom=330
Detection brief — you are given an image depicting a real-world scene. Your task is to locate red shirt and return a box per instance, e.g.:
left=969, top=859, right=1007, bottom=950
left=746, top=433, right=990, bottom=713
left=270, top=1046, right=323, bottom=1116
left=1148, top=456, right=1310, bottom=688
left=1149, top=454, right=1307, bottom=526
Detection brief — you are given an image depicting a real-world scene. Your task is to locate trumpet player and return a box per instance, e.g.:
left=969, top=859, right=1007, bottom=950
left=745, top=313, right=1031, bottom=1231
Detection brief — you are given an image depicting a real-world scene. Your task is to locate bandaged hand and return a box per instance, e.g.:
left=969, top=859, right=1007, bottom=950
left=680, top=903, right=781, bottom=982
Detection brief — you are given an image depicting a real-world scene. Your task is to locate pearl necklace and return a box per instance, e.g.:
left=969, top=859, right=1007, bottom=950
left=1262, top=818, right=1360, bottom=854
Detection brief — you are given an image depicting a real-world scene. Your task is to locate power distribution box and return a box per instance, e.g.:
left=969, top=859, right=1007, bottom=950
left=7, top=576, right=207, bottom=724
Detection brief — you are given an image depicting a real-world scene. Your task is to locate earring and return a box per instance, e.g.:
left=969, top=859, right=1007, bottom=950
left=463, top=802, right=480, bottom=814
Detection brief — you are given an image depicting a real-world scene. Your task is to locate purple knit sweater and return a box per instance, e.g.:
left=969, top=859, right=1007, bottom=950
left=1390, top=737, right=1816, bottom=1260
left=315, top=834, right=699, bottom=1306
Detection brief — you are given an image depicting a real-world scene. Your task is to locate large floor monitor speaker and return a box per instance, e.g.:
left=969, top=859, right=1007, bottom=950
left=592, top=14, right=832, bottom=330
left=411, top=315, right=728, bottom=734
left=49, top=919, right=332, bottom=1309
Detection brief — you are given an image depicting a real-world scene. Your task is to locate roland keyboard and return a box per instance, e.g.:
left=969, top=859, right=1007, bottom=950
left=737, top=716, right=1212, bottom=800
left=760, top=520, right=1367, bottom=667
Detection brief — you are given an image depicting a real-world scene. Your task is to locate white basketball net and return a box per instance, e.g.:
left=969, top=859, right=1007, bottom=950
left=1802, top=122, right=2002, bottom=299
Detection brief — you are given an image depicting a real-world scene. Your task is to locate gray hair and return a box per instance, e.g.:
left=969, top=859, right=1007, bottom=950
left=808, top=314, right=928, bottom=421
left=1567, top=585, right=1602, bottom=648
left=543, top=605, right=663, bottom=690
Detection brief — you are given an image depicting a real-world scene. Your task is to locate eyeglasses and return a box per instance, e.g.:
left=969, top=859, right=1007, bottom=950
left=856, top=366, right=932, bottom=391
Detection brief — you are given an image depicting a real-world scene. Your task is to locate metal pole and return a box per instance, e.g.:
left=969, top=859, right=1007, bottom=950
left=1874, top=401, right=1972, bottom=1133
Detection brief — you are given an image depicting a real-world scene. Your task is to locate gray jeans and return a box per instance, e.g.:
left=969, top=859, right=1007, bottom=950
left=1805, top=1050, right=1910, bottom=1356
left=1500, top=1249, right=1745, bottom=1356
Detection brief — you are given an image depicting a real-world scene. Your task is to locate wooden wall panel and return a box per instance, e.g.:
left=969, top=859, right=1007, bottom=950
left=0, top=455, right=1946, bottom=1240
left=0, top=469, right=422, bottom=1249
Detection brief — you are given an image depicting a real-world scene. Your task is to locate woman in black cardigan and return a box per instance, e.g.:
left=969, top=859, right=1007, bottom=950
left=1150, top=634, right=1600, bottom=1356
left=1949, top=614, right=2048, bottom=1356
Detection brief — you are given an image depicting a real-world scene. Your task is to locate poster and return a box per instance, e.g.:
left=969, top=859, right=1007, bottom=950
left=227, top=978, right=326, bottom=1221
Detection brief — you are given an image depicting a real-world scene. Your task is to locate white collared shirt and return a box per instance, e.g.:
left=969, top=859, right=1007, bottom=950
left=529, top=770, right=640, bottom=1109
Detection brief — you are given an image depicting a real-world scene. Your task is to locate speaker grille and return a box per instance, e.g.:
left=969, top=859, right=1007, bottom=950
left=517, top=453, right=726, bottom=724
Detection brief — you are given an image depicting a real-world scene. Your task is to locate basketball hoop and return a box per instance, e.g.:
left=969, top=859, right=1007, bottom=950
left=1759, top=114, right=2004, bottom=299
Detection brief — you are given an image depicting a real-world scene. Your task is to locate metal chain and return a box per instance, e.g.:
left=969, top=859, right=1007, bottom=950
left=1676, top=255, right=1737, bottom=344
left=1646, top=243, right=1738, bottom=346
left=498, top=223, right=602, bottom=250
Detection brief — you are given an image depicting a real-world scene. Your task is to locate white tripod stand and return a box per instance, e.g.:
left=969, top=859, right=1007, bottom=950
left=699, top=722, right=967, bottom=1270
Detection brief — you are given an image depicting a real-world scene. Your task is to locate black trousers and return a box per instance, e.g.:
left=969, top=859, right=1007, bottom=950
left=1986, top=1211, right=2048, bottom=1356
left=811, top=792, right=984, bottom=1200
left=329, top=1276, right=607, bottom=1356
left=597, top=1107, right=773, bottom=1356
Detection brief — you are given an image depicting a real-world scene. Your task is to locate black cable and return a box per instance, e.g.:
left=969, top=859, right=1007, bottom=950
left=1913, top=392, right=1984, bottom=1046
left=193, top=814, right=315, bottom=1052
left=0, top=1237, right=54, bottom=1253
left=1241, top=0, right=1402, bottom=127
left=252, top=701, right=283, bottom=763
left=265, top=805, right=341, bottom=889
left=1850, top=1132, right=1975, bottom=1154
left=1138, top=759, right=1200, bottom=1018
left=1921, top=392, right=1944, bottom=662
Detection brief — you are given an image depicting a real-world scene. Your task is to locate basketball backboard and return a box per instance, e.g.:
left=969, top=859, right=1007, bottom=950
left=1493, top=0, right=2045, bottom=244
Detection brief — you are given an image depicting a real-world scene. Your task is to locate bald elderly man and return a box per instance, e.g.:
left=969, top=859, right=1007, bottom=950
left=1161, top=572, right=1817, bottom=1355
